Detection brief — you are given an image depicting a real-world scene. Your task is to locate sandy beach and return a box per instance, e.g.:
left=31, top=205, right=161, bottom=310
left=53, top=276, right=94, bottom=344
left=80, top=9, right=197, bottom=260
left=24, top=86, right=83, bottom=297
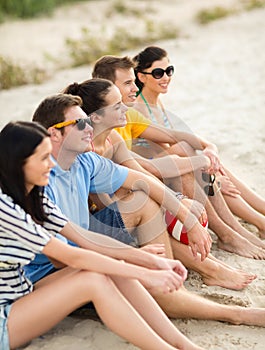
left=1, top=1, right=265, bottom=349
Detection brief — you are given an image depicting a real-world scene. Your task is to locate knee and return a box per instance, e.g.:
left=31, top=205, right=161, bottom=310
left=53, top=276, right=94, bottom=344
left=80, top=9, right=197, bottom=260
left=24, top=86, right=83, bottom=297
left=134, top=191, right=162, bottom=215
left=121, top=190, right=160, bottom=215
left=76, top=270, right=112, bottom=295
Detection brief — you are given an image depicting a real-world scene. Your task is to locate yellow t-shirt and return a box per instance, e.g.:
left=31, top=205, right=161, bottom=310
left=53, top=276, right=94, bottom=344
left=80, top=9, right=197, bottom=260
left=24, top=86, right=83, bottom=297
left=115, top=108, right=151, bottom=150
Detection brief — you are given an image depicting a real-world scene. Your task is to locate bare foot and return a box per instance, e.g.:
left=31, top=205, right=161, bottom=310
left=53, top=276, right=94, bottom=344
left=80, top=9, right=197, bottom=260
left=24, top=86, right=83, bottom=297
left=217, top=235, right=265, bottom=259
left=236, top=227, right=265, bottom=250
left=201, top=263, right=257, bottom=290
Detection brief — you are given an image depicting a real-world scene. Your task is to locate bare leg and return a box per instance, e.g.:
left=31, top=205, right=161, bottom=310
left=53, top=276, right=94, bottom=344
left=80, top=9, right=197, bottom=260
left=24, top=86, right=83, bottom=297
left=152, top=285, right=265, bottom=327
left=118, top=190, right=174, bottom=258
left=112, top=276, right=204, bottom=350
left=223, top=166, right=265, bottom=216
left=223, top=193, right=265, bottom=238
left=9, top=267, right=185, bottom=350
left=169, top=237, right=256, bottom=290
left=209, top=190, right=265, bottom=250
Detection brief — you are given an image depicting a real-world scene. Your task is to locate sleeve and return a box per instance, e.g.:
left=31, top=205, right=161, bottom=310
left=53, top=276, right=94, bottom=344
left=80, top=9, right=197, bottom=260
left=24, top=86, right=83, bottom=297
left=0, top=194, right=52, bottom=254
left=115, top=109, right=151, bottom=149
left=81, top=153, right=128, bottom=194
left=127, top=108, right=151, bottom=139
left=42, top=195, right=68, bottom=234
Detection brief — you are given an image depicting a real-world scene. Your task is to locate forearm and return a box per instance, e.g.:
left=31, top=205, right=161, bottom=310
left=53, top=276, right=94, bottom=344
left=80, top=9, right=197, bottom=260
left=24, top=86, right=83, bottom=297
left=44, top=237, right=149, bottom=281
left=61, top=222, right=158, bottom=268
left=169, top=129, right=217, bottom=153
left=147, top=154, right=211, bottom=178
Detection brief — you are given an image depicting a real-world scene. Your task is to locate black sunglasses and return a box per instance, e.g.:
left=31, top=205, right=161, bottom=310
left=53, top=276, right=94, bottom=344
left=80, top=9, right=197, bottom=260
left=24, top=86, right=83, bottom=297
left=52, top=117, right=92, bottom=131
left=141, top=65, right=174, bottom=79
left=202, top=173, right=216, bottom=196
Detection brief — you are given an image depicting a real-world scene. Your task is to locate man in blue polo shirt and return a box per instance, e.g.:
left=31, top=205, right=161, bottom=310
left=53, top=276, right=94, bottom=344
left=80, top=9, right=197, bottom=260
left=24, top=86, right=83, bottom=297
left=25, top=93, right=211, bottom=284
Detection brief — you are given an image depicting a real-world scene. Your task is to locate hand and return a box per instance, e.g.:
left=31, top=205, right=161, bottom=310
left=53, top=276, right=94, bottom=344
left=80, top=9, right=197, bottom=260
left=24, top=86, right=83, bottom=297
left=164, top=258, right=188, bottom=281
left=217, top=175, right=241, bottom=198
left=154, top=256, right=188, bottom=282
left=140, top=243, right=166, bottom=257
left=140, top=268, right=186, bottom=294
left=203, top=147, right=221, bottom=173
left=187, top=222, right=212, bottom=261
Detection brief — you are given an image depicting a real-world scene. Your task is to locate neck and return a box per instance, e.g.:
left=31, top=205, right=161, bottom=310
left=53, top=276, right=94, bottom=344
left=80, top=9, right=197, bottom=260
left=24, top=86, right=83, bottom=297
left=92, top=125, right=111, bottom=155
left=52, top=146, right=78, bottom=171
left=140, top=87, right=159, bottom=106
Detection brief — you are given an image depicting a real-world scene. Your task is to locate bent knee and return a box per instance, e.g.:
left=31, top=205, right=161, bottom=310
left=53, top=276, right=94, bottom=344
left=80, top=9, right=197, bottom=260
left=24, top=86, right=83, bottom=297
left=76, top=270, right=112, bottom=292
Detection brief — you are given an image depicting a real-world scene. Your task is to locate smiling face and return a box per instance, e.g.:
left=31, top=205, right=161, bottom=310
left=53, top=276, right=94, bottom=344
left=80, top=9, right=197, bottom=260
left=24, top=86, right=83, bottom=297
left=98, top=85, right=128, bottom=129
left=138, top=57, right=172, bottom=95
left=23, top=137, right=54, bottom=193
left=114, top=68, right=139, bottom=105
left=59, top=105, right=94, bottom=154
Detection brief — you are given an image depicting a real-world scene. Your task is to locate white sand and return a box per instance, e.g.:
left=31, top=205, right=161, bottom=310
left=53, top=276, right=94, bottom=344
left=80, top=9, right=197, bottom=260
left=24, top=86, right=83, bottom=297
left=1, top=1, right=265, bottom=349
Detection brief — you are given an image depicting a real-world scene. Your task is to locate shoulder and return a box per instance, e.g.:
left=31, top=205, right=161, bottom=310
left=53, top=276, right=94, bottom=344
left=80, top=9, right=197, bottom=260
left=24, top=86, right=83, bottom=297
left=126, top=108, right=151, bottom=125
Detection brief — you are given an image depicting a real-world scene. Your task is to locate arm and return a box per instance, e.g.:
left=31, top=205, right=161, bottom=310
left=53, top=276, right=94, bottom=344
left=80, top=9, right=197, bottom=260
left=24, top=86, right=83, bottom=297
left=140, top=124, right=211, bottom=150
left=140, top=124, right=220, bottom=173
left=109, top=130, right=159, bottom=178
left=43, top=236, right=187, bottom=293
left=122, top=169, right=212, bottom=260
left=60, top=221, right=178, bottom=270
left=131, top=150, right=211, bottom=179
left=111, top=130, right=211, bottom=179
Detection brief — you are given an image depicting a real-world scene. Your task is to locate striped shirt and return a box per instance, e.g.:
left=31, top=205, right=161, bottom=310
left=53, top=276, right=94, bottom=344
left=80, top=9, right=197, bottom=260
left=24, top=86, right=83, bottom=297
left=0, top=188, right=68, bottom=306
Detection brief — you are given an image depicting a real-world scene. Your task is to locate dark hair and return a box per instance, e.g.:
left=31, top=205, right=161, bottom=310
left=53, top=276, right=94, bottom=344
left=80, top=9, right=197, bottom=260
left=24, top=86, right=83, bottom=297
left=32, top=94, right=83, bottom=132
left=0, top=121, right=50, bottom=223
left=63, top=78, right=113, bottom=116
left=92, top=55, right=135, bottom=83
left=133, top=46, right=168, bottom=91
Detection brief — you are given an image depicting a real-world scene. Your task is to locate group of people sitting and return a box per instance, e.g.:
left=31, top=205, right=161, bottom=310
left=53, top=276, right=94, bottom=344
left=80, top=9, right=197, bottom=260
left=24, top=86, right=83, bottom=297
left=1, top=45, right=265, bottom=350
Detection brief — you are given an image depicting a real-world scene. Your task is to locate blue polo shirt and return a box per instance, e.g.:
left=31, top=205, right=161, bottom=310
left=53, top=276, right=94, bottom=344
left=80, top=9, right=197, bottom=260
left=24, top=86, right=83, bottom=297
left=24, top=152, right=128, bottom=283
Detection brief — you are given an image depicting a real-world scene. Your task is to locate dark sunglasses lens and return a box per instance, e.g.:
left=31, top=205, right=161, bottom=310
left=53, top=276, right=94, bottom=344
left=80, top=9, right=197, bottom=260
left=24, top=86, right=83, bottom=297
left=204, top=185, right=215, bottom=196
left=76, top=118, right=91, bottom=130
left=202, top=173, right=215, bottom=184
left=166, top=66, right=174, bottom=76
left=202, top=172, right=211, bottom=182
left=152, top=68, right=164, bottom=79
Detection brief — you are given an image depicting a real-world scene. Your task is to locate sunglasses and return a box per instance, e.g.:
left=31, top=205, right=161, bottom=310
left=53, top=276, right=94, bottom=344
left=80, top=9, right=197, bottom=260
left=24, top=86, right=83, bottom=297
left=141, top=65, right=174, bottom=79
left=51, top=117, right=92, bottom=130
left=202, top=173, right=216, bottom=196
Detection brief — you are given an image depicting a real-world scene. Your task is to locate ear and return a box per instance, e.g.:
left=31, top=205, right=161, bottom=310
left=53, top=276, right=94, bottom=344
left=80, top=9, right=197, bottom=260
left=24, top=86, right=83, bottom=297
left=90, top=113, right=102, bottom=124
left=48, top=127, right=62, bottom=143
left=137, top=71, right=146, bottom=84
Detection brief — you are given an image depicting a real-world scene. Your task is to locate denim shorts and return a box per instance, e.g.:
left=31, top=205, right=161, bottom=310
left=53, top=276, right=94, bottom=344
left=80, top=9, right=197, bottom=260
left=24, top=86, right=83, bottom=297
left=90, top=202, right=137, bottom=246
left=0, top=303, right=12, bottom=350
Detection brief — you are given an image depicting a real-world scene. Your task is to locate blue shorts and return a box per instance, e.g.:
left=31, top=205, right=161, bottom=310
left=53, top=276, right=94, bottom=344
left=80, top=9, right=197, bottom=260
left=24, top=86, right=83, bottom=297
left=90, top=202, right=137, bottom=246
left=0, top=303, right=12, bottom=350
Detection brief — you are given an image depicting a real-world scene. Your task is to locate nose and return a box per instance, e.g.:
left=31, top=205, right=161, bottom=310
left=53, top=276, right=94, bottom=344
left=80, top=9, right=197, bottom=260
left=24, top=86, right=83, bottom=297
left=85, top=122, right=93, bottom=132
left=131, top=82, right=139, bottom=92
left=85, top=124, right=94, bottom=139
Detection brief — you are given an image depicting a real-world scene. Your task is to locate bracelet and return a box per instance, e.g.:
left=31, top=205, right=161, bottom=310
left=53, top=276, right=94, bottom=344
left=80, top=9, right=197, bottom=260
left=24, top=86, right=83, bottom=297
left=175, top=192, right=188, bottom=201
